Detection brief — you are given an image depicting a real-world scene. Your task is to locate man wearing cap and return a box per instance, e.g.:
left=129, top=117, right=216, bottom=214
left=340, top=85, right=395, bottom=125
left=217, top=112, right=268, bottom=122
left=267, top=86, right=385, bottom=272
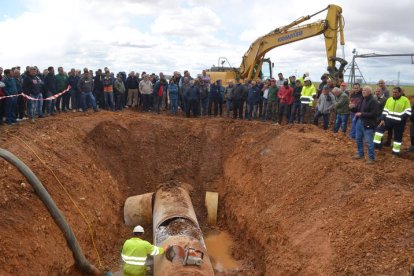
left=332, top=87, right=349, bottom=133
left=314, top=85, right=336, bottom=130
left=340, top=82, right=349, bottom=96
left=122, top=225, right=165, bottom=276
left=300, top=77, right=317, bottom=124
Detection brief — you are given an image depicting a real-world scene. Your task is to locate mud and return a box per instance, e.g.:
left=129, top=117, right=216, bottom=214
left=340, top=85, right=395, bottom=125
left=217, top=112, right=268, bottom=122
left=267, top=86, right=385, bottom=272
left=0, top=110, right=414, bottom=275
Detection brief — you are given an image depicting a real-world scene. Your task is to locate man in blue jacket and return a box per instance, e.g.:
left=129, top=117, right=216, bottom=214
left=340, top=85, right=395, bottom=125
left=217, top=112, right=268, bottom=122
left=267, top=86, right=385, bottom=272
left=185, top=79, right=200, bottom=117
left=2, top=69, right=18, bottom=125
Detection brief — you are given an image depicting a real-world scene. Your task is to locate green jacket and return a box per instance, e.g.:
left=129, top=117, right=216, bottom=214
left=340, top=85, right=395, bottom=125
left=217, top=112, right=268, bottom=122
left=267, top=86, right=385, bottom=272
left=55, top=73, right=68, bottom=92
left=267, top=86, right=279, bottom=103
left=334, top=91, right=350, bottom=115
left=121, top=237, right=164, bottom=276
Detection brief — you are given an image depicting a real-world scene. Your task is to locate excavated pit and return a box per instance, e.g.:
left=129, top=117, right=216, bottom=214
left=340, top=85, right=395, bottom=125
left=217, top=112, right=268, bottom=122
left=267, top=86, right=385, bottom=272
left=1, top=110, right=414, bottom=275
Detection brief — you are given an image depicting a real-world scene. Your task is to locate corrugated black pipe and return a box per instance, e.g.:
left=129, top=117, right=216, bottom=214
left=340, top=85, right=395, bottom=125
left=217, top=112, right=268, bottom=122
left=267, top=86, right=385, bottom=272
left=0, top=148, right=100, bottom=275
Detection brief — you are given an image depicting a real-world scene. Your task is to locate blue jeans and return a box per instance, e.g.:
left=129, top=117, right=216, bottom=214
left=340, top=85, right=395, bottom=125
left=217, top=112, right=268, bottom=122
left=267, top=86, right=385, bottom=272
left=29, top=94, right=43, bottom=119
left=226, top=99, right=232, bottom=116
left=289, top=102, right=301, bottom=123
left=170, top=98, right=178, bottom=115
left=5, top=97, right=17, bottom=124
left=247, top=103, right=258, bottom=120
left=349, top=113, right=356, bottom=139
left=104, top=92, right=114, bottom=110
left=355, top=119, right=375, bottom=160
left=333, top=114, right=350, bottom=133
left=81, top=92, right=97, bottom=111
left=46, top=91, right=56, bottom=114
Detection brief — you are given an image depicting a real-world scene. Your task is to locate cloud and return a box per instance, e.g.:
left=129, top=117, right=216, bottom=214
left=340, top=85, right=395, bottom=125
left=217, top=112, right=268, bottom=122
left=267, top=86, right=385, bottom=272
left=0, top=0, right=413, bottom=83
left=151, top=6, right=221, bottom=36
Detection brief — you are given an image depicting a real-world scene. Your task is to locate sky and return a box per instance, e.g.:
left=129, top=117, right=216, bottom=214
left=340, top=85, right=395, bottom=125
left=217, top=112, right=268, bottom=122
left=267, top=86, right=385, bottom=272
left=0, top=0, right=413, bottom=84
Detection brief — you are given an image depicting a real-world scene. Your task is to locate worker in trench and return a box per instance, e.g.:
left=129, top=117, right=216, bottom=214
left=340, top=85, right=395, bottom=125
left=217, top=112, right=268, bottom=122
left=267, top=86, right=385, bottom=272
left=121, top=225, right=165, bottom=276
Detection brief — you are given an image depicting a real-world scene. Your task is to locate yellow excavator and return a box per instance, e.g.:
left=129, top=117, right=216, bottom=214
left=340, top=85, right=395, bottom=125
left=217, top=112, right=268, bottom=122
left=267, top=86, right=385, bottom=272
left=206, top=4, right=347, bottom=83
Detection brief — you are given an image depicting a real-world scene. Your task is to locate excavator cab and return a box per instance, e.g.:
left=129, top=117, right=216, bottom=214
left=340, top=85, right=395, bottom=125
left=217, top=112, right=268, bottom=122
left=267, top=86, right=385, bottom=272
left=251, top=58, right=273, bottom=80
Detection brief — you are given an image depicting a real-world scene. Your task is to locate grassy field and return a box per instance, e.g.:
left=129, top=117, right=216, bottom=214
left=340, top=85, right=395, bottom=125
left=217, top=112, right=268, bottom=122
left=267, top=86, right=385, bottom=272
left=314, top=83, right=414, bottom=97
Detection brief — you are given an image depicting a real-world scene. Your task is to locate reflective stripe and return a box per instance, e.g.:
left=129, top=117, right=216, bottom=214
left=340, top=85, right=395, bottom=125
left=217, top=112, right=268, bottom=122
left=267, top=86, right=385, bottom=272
left=123, top=260, right=146, bottom=266
left=373, top=132, right=383, bottom=144
left=150, top=247, right=159, bottom=256
left=392, top=142, right=402, bottom=153
left=122, top=254, right=147, bottom=262
left=385, top=114, right=401, bottom=121
left=300, top=96, right=312, bottom=104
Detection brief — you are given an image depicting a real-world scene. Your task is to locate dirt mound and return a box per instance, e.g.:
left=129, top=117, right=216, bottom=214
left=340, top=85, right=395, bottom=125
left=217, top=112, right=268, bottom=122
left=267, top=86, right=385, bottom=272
left=0, top=110, right=413, bottom=275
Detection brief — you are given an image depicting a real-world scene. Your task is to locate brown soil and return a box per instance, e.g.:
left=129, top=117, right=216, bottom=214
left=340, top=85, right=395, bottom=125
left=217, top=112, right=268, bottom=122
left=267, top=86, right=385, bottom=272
left=0, top=110, right=413, bottom=275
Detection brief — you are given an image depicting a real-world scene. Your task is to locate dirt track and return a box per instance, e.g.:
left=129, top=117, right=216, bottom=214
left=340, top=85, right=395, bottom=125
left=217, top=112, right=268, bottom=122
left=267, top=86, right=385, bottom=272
left=0, top=110, right=413, bottom=275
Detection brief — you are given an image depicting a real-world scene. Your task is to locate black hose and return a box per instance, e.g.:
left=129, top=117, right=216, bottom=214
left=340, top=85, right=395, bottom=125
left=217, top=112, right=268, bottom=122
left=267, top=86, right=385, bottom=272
left=0, top=148, right=100, bottom=275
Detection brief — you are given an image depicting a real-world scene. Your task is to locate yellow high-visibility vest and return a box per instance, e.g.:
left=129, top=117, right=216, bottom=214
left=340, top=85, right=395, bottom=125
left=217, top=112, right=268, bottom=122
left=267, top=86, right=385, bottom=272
left=121, top=237, right=164, bottom=276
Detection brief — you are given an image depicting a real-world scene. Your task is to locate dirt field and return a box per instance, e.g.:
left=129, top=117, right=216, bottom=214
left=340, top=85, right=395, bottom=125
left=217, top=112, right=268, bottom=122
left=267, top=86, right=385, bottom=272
left=0, top=110, right=413, bottom=275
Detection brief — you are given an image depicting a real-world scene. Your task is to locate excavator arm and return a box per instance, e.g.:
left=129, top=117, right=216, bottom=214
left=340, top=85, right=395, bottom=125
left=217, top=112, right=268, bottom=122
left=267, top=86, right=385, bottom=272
left=239, top=4, right=346, bottom=80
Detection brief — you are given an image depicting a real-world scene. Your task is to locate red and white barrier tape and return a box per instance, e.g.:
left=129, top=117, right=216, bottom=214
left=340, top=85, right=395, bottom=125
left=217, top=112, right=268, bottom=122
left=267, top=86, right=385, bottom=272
left=0, top=85, right=71, bottom=101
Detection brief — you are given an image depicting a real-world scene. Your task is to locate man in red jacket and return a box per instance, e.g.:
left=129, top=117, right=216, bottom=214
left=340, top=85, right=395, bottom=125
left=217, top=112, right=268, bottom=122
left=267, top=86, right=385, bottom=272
left=277, top=80, right=293, bottom=125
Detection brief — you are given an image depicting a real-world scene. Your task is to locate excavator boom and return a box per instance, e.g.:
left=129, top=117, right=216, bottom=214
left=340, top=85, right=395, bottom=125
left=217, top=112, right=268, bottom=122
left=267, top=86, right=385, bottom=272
left=207, top=4, right=346, bottom=83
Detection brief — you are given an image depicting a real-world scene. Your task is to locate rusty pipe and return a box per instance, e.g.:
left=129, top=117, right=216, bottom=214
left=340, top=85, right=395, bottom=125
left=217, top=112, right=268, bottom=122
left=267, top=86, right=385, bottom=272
left=153, top=186, right=214, bottom=276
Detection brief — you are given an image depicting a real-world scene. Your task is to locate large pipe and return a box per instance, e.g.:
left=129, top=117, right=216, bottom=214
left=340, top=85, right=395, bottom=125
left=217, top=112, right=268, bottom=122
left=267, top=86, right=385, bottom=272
left=152, top=186, right=214, bottom=276
left=0, top=149, right=100, bottom=275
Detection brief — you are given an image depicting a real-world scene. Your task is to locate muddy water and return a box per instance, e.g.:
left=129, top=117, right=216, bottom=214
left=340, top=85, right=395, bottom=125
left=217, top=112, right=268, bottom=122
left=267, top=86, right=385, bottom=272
left=204, top=230, right=241, bottom=273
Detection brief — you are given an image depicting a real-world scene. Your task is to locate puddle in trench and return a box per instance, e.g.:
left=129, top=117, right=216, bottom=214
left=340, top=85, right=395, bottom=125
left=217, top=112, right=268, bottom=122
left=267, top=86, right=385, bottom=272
left=204, top=230, right=241, bottom=273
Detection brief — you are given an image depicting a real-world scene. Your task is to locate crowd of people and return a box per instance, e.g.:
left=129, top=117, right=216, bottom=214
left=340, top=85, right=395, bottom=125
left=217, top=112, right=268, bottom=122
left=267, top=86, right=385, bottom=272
left=0, top=65, right=413, bottom=163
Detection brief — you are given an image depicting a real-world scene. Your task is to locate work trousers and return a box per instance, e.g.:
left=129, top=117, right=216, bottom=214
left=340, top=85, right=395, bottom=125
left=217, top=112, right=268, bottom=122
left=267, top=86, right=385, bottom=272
left=153, top=95, right=162, bottom=113
left=127, top=88, right=139, bottom=107
left=289, top=102, right=301, bottom=124
left=233, top=99, right=244, bottom=119
left=115, top=92, right=124, bottom=111
left=62, top=90, right=71, bottom=111
left=300, top=104, right=313, bottom=124
left=278, top=103, right=290, bottom=125
left=314, top=110, right=330, bottom=130
left=266, top=101, right=278, bottom=123
left=374, top=119, right=406, bottom=154
left=186, top=99, right=199, bottom=117
left=201, top=97, right=209, bottom=116
left=208, top=96, right=219, bottom=116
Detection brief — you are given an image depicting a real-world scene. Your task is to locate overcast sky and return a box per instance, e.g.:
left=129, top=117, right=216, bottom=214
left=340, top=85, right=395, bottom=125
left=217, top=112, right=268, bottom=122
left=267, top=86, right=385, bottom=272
left=1, top=0, right=413, bottom=83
